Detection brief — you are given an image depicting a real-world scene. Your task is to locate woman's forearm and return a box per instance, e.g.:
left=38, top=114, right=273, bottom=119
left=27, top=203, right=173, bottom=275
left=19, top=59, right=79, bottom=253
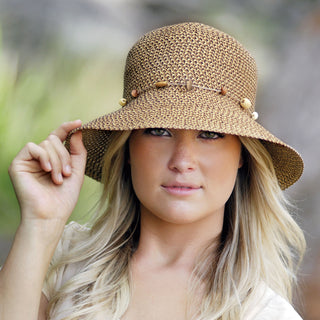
left=0, top=218, right=65, bottom=320
left=1, top=121, right=86, bottom=320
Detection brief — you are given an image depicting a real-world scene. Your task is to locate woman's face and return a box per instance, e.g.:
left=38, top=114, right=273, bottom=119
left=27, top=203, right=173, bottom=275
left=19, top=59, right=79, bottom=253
left=129, top=129, right=242, bottom=227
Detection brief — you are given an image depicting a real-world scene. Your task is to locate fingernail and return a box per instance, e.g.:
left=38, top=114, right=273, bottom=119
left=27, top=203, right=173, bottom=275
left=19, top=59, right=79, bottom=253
left=46, top=162, right=52, bottom=171
left=65, top=165, right=71, bottom=174
left=57, top=173, right=63, bottom=183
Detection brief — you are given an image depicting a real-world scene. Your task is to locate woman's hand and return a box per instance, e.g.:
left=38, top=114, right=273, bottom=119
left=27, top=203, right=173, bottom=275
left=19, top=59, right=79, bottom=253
left=0, top=121, right=86, bottom=320
left=8, top=120, right=87, bottom=224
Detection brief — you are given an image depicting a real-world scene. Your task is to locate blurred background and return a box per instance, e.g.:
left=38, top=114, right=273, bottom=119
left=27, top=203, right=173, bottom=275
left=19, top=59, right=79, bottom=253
left=0, top=0, right=319, bottom=318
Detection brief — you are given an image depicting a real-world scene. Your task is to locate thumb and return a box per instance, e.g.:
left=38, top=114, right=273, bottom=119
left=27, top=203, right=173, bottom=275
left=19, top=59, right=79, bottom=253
left=69, top=131, right=87, bottom=175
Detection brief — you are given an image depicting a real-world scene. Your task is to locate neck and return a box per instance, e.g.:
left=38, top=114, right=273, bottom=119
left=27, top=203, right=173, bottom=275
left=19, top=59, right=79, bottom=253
left=133, top=209, right=223, bottom=271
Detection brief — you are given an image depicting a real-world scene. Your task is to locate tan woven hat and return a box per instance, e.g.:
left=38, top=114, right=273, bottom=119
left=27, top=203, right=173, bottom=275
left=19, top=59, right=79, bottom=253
left=67, top=22, right=303, bottom=189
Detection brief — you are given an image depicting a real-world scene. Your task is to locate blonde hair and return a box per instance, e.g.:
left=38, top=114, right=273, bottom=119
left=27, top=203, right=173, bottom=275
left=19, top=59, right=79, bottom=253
left=46, top=133, right=306, bottom=320
left=190, top=137, right=306, bottom=319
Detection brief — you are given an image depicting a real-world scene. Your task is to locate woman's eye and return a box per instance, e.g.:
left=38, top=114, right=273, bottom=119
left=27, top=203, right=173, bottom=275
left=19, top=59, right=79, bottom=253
left=144, top=128, right=170, bottom=136
left=199, top=131, right=225, bottom=139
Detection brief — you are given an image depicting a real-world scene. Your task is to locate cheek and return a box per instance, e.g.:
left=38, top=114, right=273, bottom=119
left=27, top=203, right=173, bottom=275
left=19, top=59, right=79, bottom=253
left=129, top=146, right=147, bottom=195
left=204, top=144, right=241, bottom=199
left=129, top=138, right=163, bottom=198
left=206, top=160, right=238, bottom=191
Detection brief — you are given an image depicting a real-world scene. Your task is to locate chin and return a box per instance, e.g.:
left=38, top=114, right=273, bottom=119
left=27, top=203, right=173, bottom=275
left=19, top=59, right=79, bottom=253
left=154, top=207, right=217, bottom=226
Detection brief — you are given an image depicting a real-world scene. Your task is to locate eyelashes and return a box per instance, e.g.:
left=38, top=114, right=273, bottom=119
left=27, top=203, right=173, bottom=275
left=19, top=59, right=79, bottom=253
left=144, top=128, right=170, bottom=136
left=198, top=131, right=225, bottom=140
left=143, top=128, right=225, bottom=140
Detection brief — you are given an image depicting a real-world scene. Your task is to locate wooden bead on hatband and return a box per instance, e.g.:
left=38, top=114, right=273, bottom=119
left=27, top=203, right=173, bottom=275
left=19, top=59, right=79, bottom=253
left=240, top=98, right=252, bottom=110
left=220, top=86, right=227, bottom=96
left=119, top=98, right=127, bottom=107
left=131, top=89, right=139, bottom=98
left=155, top=81, right=168, bottom=88
left=186, top=80, right=193, bottom=91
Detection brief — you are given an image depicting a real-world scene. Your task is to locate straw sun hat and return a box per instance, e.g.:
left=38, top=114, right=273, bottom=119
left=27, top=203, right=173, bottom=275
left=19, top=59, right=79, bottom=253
left=67, top=22, right=303, bottom=190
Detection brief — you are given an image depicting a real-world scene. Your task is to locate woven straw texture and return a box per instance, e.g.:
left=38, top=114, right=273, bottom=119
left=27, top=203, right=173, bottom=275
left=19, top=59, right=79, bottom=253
left=66, top=22, right=303, bottom=189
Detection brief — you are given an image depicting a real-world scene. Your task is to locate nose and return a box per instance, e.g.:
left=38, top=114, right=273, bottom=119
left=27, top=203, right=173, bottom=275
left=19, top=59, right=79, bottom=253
left=168, top=134, right=197, bottom=173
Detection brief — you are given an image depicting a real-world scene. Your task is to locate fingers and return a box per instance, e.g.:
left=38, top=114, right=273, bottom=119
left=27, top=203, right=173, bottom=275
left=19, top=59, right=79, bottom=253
left=41, top=121, right=86, bottom=184
left=69, top=131, right=87, bottom=176
left=43, top=120, right=84, bottom=184
left=50, top=120, right=82, bottom=142
left=69, top=131, right=86, bottom=157
left=11, top=120, right=86, bottom=185
left=40, top=135, right=71, bottom=184
left=14, top=142, right=53, bottom=173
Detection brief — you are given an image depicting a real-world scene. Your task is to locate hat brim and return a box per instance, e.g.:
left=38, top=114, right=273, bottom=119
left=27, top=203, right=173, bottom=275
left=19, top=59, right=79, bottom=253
left=67, top=87, right=303, bottom=190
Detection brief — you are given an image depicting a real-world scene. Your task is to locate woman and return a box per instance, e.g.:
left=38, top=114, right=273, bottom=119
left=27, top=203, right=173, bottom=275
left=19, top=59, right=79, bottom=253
left=0, top=22, right=306, bottom=320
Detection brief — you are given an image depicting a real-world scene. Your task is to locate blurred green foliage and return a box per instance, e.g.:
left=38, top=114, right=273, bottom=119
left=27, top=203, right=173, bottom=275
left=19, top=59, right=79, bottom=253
left=0, top=29, right=125, bottom=235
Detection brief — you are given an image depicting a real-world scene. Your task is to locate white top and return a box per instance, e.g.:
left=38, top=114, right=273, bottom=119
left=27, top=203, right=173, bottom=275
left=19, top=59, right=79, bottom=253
left=43, top=222, right=303, bottom=320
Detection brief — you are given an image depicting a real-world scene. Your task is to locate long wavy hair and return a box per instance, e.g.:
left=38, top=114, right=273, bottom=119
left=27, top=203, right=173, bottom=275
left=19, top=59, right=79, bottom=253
left=46, top=131, right=306, bottom=320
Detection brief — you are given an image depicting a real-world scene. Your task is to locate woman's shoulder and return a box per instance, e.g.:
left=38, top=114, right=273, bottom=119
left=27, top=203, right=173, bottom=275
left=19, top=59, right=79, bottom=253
left=50, top=221, right=89, bottom=262
left=245, top=285, right=303, bottom=320
left=62, top=220, right=90, bottom=236
left=42, top=221, right=89, bottom=300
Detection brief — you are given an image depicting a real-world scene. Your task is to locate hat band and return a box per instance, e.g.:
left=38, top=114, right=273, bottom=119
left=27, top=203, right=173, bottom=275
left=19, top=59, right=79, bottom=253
left=119, top=79, right=258, bottom=120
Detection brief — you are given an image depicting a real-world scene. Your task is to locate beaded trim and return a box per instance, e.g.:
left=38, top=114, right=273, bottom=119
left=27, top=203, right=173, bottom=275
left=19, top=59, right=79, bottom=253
left=119, top=79, right=258, bottom=120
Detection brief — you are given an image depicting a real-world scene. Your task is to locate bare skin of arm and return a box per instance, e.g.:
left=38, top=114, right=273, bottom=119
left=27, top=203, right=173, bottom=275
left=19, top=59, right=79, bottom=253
left=0, top=120, right=87, bottom=320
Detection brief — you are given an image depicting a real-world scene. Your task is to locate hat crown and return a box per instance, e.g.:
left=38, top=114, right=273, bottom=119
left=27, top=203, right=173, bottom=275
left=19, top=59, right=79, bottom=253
left=72, top=22, right=303, bottom=189
left=123, top=22, right=257, bottom=110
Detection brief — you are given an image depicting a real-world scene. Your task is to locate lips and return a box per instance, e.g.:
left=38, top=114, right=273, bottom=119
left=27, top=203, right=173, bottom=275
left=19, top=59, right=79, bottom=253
left=163, top=183, right=201, bottom=189
left=161, top=182, right=202, bottom=195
